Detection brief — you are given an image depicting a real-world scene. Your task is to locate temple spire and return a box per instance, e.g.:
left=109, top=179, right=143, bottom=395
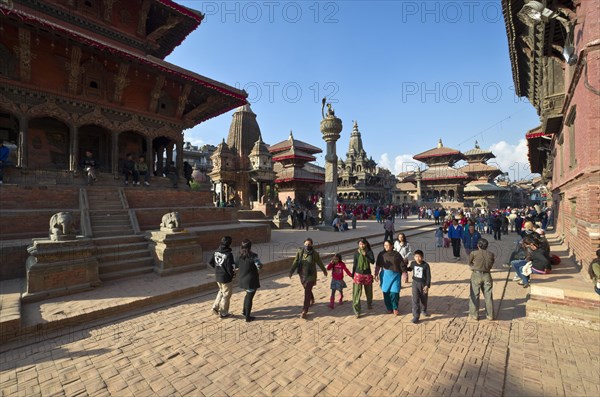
left=437, top=138, right=443, bottom=148
left=347, top=120, right=364, bottom=156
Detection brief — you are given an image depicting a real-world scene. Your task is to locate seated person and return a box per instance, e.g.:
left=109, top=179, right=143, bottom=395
left=588, top=249, right=600, bottom=295
left=340, top=216, right=349, bottom=231
left=134, top=155, right=150, bottom=186
left=332, top=216, right=344, bottom=232
left=122, top=153, right=135, bottom=185
left=79, top=150, right=98, bottom=184
left=0, top=141, right=11, bottom=185
left=165, top=161, right=178, bottom=188
left=511, top=236, right=551, bottom=288
left=535, top=228, right=551, bottom=260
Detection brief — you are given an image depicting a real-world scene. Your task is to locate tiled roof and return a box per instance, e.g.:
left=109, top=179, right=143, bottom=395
left=413, top=146, right=461, bottom=160
left=268, top=133, right=322, bottom=154
left=420, top=166, right=469, bottom=181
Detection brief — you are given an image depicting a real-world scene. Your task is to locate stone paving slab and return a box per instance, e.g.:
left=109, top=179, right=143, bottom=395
left=1, top=229, right=598, bottom=396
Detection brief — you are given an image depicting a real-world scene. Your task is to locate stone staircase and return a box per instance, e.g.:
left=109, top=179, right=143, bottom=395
left=86, top=188, right=134, bottom=237
left=94, top=235, right=154, bottom=281
left=86, top=188, right=154, bottom=281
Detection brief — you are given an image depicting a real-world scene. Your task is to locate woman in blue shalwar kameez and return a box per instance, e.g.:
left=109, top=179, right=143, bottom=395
left=375, top=240, right=405, bottom=315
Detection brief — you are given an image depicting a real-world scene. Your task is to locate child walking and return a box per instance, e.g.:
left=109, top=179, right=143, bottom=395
left=326, top=253, right=352, bottom=308
left=435, top=227, right=444, bottom=248
left=407, top=250, right=431, bottom=323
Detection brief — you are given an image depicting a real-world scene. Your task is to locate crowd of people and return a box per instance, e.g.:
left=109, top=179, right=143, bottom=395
left=206, top=200, right=597, bottom=325
left=207, top=233, right=453, bottom=324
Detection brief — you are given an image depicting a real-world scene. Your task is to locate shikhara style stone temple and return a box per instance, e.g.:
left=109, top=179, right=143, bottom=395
left=208, top=105, right=275, bottom=209
left=399, top=139, right=507, bottom=207
left=337, top=121, right=396, bottom=204
left=0, top=0, right=246, bottom=183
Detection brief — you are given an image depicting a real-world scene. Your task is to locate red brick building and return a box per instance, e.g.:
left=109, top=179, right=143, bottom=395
left=0, top=0, right=246, bottom=183
left=503, top=0, right=599, bottom=269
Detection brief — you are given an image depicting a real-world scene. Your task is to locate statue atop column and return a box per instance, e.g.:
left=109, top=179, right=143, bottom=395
left=318, top=98, right=343, bottom=230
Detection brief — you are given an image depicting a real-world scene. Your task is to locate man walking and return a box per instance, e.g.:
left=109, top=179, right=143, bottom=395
left=468, top=238, right=495, bottom=320
left=448, top=218, right=463, bottom=260
left=383, top=216, right=395, bottom=242
left=208, top=236, right=236, bottom=318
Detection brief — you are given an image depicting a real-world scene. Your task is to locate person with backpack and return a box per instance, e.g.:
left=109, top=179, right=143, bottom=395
left=289, top=238, right=327, bottom=319
left=208, top=236, right=236, bottom=318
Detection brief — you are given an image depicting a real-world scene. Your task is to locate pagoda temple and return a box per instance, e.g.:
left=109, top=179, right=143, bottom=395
left=459, top=141, right=508, bottom=208
left=412, top=139, right=469, bottom=202
left=208, top=105, right=275, bottom=208
left=0, top=0, right=247, bottom=184
left=269, top=131, right=324, bottom=206
left=336, top=121, right=396, bottom=204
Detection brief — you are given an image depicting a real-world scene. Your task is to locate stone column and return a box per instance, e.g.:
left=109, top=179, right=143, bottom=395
left=415, top=169, right=422, bottom=205
left=166, top=142, right=174, bottom=166
left=69, top=124, right=79, bottom=172
left=257, top=181, right=262, bottom=203
left=111, top=131, right=119, bottom=175
left=156, top=145, right=164, bottom=176
left=319, top=102, right=343, bottom=230
left=17, top=114, right=29, bottom=168
left=219, top=181, right=223, bottom=206
left=175, top=139, right=184, bottom=184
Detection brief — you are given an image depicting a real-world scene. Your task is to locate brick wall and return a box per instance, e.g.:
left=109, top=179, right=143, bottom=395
left=0, top=211, right=81, bottom=241
left=0, top=185, right=79, bottom=210
left=549, top=0, right=600, bottom=275
left=136, top=208, right=237, bottom=231
left=0, top=242, right=29, bottom=280
left=125, top=190, right=213, bottom=208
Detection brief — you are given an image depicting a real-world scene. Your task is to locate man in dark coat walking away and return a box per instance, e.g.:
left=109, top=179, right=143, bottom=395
left=208, top=236, right=236, bottom=318
left=236, top=239, right=262, bottom=322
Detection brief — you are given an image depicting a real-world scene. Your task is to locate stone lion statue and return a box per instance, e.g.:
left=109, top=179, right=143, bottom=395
left=49, top=212, right=76, bottom=241
left=160, top=211, right=181, bottom=230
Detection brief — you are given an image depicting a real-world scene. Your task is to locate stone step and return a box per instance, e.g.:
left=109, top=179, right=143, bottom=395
left=89, top=217, right=131, bottom=225
left=98, top=251, right=154, bottom=271
left=88, top=210, right=129, bottom=217
left=95, top=241, right=149, bottom=255
left=93, top=235, right=147, bottom=246
left=526, top=299, right=600, bottom=330
left=96, top=248, right=151, bottom=263
left=88, top=204, right=124, bottom=210
left=92, top=224, right=134, bottom=232
left=91, top=219, right=132, bottom=227
left=93, top=230, right=137, bottom=238
left=0, top=279, right=23, bottom=340
left=99, top=264, right=155, bottom=281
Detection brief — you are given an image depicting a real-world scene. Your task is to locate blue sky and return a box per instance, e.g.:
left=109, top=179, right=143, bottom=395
left=169, top=1, right=541, bottom=181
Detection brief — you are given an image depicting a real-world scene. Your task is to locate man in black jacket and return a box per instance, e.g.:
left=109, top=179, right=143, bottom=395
left=209, top=236, right=236, bottom=318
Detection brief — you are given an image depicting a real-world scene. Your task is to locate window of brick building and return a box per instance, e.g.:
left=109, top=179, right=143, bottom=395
left=569, top=197, right=577, bottom=236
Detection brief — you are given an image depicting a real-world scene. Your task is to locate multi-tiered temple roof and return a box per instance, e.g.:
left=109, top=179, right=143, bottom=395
left=269, top=132, right=323, bottom=184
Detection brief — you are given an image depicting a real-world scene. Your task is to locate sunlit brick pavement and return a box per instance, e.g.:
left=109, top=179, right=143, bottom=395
left=1, top=231, right=599, bottom=396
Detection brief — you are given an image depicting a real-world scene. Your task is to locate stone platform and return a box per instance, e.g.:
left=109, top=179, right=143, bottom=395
left=525, top=233, right=600, bottom=328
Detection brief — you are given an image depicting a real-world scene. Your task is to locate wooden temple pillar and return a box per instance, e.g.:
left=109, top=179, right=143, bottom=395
left=69, top=124, right=79, bottom=172
left=111, top=131, right=119, bottom=175
left=17, top=114, right=29, bottom=168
